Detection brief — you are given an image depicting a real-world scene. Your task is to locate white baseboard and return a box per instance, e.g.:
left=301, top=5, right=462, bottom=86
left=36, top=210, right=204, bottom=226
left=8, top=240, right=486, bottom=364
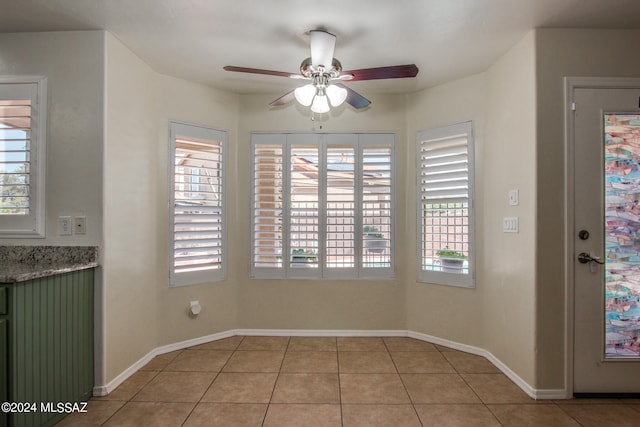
left=93, top=329, right=236, bottom=396
left=94, top=329, right=567, bottom=400
left=408, top=331, right=567, bottom=400
left=235, top=329, right=408, bottom=337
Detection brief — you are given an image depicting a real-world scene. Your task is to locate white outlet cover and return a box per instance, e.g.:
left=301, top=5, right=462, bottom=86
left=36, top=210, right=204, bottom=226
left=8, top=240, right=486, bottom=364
left=74, top=216, right=87, bottom=235
left=58, top=216, right=72, bottom=236
left=503, top=217, right=519, bottom=233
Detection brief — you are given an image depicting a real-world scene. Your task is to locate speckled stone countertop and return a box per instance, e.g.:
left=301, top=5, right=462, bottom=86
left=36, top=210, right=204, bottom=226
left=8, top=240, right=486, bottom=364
left=0, top=246, right=98, bottom=283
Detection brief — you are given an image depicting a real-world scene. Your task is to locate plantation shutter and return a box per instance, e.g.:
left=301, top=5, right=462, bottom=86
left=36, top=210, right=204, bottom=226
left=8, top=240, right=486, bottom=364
left=421, top=135, right=469, bottom=204
left=361, top=136, right=393, bottom=274
left=252, top=134, right=284, bottom=274
left=325, top=134, right=357, bottom=277
left=0, top=96, right=31, bottom=215
left=170, top=122, right=226, bottom=286
left=288, top=137, right=320, bottom=277
left=418, top=121, right=474, bottom=287
left=250, top=133, right=394, bottom=279
left=0, top=79, right=46, bottom=237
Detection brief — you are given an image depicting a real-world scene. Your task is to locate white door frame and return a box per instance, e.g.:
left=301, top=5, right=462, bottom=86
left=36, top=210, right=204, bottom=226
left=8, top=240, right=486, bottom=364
left=564, top=77, right=640, bottom=397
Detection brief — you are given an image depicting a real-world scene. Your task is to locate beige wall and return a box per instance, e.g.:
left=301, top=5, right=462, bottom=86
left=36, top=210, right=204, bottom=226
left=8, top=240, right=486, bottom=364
left=104, top=33, right=161, bottom=381
left=535, top=29, right=640, bottom=389
left=0, top=31, right=103, bottom=246
left=405, top=73, right=488, bottom=346
left=483, top=32, right=537, bottom=385
left=103, top=35, right=241, bottom=382
left=154, top=74, right=240, bottom=346
left=405, top=32, right=538, bottom=388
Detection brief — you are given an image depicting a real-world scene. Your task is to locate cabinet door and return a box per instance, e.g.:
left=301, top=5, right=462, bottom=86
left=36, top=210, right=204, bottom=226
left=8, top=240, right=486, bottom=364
left=0, top=318, right=7, bottom=427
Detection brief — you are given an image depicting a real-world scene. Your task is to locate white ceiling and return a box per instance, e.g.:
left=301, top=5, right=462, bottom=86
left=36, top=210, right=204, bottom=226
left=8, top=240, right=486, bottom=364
left=2, top=0, right=640, bottom=96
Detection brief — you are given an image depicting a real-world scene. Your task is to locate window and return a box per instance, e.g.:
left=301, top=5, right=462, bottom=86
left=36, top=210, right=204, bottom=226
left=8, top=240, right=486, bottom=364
left=417, top=122, right=475, bottom=287
left=0, top=77, right=47, bottom=238
left=169, top=122, right=226, bottom=286
left=251, top=133, right=394, bottom=279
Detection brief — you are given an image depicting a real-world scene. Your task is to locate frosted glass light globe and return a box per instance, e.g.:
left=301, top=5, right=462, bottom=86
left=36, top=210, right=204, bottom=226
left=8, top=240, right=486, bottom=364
left=294, top=84, right=316, bottom=106
left=326, top=84, right=347, bottom=107
left=311, top=94, right=330, bottom=113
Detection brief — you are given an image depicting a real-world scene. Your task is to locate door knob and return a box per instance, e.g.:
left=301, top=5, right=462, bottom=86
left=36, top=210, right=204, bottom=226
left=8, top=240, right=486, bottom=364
left=577, top=252, right=604, bottom=264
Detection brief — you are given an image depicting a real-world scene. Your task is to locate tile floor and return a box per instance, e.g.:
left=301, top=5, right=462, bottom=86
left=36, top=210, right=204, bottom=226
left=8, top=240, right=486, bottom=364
left=57, top=336, right=640, bottom=426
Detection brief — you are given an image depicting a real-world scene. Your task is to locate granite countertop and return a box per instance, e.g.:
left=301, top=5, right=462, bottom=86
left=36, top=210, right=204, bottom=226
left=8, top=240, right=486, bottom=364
left=0, top=246, right=98, bottom=283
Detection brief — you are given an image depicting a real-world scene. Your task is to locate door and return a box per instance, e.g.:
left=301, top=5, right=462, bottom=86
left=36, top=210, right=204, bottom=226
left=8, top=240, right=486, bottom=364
left=573, top=85, right=640, bottom=393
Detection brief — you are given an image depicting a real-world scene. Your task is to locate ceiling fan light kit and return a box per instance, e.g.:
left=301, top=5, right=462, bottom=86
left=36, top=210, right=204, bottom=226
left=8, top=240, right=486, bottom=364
left=224, top=29, right=419, bottom=117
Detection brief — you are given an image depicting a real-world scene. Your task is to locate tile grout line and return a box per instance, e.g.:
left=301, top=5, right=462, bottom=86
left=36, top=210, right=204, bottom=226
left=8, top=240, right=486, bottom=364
left=383, top=337, right=425, bottom=427
left=336, top=337, right=344, bottom=427
left=261, top=336, right=291, bottom=427
left=551, top=400, right=586, bottom=427
left=179, top=337, right=243, bottom=426
left=97, top=351, right=178, bottom=426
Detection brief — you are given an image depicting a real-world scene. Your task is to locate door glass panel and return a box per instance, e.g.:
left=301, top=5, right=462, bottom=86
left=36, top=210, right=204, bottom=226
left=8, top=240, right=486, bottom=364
left=604, top=113, right=640, bottom=359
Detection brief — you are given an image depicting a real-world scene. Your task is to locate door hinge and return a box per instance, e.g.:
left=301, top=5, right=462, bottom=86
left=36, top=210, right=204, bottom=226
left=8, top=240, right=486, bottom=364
left=571, top=102, right=576, bottom=112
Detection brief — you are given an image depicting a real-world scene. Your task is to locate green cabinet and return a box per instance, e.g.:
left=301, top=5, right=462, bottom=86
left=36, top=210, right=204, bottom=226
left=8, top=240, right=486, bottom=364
left=0, top=269, right=94, bottom=427
left=1, top=318, right=7, bottom=427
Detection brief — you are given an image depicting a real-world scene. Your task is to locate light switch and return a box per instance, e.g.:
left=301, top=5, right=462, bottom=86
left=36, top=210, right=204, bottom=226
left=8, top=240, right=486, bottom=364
left=508, top=189, right=519, bottom=206
left=58, top=216, right=72, bottom=236
left=503, top=217, right=519, bottom=233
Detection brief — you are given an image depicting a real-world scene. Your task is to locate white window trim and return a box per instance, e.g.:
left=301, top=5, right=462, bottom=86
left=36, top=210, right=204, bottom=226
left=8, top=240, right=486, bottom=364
left=417, top=121, right=475, bottom=288
left=168, top=121, right=227, bottom=287
left=0, top=76, right=47, bottom=238
left=250, top=132, right=395, bottom=280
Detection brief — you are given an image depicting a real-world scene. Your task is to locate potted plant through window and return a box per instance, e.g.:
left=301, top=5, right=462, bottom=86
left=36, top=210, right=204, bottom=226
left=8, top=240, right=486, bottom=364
left=363, top=225, right=388, bottom=254
left=290, top=248, right=318, bottom=268
left=435, top=246, right=467, bottom=273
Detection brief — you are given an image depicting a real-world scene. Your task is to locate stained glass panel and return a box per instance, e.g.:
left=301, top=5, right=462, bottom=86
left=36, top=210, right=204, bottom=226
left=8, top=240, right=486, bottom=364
left=604, top=114, right=640, bottom=359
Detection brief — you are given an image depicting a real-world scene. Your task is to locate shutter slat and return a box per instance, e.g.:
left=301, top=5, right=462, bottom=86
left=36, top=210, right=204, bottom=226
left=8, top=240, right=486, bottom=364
left=421, top=154, right=468, bottom=168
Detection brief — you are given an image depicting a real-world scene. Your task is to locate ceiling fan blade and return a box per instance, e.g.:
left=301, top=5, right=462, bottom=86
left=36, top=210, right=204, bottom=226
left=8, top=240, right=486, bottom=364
left=310, top=30, right=336, bottom=69
left=341, top=64, right=419, bottom=81
left=224, top=65, right=300, bottom=79
left=336, top=84, right=371, bottom=109
left=269, top=90, right=295, bottom=107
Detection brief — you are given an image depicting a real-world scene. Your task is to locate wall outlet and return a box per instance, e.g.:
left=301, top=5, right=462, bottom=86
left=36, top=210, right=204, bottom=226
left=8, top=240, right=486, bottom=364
left=58, top=216, right=72, bottom=236
left=74, top=216, right=86, bottom=235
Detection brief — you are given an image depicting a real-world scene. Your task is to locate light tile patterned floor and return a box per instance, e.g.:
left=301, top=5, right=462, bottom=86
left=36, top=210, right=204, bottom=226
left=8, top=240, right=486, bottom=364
left=57, top=336, right=640, bottom=426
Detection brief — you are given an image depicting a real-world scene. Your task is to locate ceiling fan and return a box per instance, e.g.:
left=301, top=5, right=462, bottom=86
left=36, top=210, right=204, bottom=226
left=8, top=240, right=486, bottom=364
left=224, top=30, right=419, bottom=114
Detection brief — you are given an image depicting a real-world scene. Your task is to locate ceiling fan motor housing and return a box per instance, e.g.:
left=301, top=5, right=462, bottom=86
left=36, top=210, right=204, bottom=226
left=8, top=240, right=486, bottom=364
left=300, top=57, right=343, bottom=81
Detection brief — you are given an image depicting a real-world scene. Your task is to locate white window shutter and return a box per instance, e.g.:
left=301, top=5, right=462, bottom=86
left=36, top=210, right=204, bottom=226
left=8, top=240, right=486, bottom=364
left=418, top=122, right=475, bottom=288
left=251, top=133, right=395, bottom=280
left=0, top=77, right=46, bottom=238
left=169, top=122, right=226, bottom=286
